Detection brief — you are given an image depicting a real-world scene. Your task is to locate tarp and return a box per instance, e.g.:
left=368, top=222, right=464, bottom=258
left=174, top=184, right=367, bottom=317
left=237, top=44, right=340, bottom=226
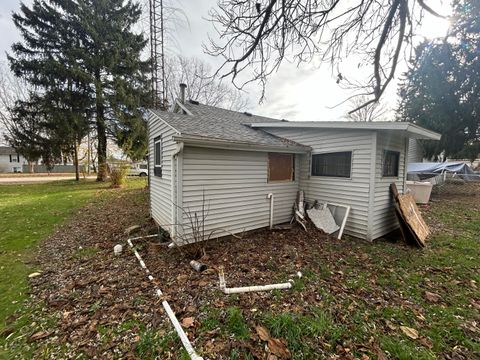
left=408, top=162, right=479, bottom=181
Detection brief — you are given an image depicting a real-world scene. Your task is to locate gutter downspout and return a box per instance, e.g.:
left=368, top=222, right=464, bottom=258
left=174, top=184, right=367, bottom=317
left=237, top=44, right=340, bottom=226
left=171, top=142, right=184, bottom=240
left=267, top=193, right=274, bottom=229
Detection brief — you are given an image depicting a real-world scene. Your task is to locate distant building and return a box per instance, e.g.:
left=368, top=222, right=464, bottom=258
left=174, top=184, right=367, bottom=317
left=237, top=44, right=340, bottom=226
left=0, top=146, right=27, bottom=173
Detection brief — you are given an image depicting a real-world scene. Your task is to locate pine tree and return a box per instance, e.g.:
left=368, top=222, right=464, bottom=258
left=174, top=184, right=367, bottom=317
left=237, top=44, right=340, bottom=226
left=397, top=0, right=480, bottom=160
left=9, top=0, right=150, bottom=181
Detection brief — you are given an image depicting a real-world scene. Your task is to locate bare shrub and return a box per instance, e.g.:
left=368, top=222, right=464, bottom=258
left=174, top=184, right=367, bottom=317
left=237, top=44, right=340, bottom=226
left=109, top=165, right=129, bottom=188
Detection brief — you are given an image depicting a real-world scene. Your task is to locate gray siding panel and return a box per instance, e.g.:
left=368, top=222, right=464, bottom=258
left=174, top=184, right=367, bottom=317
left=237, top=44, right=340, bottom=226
left=181, top=147, right=299, bottom=239
left=408, top=138, right=424, bottom=163
left=148, top=112, right=179, bottom=233
left=372, top=132, right=407, bottom=239
left=265, top=128, right=374, bottom=239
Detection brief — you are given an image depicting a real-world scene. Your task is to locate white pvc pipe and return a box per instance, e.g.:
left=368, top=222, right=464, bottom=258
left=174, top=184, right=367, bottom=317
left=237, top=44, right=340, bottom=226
left=218, top=267, right=292, bottom=294
left=267, top=193, right=274, bottom=229
left=127, top=235, right=203, bottom=360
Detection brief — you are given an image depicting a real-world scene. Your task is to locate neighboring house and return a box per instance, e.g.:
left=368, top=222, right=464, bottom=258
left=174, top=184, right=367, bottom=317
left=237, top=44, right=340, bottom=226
left=0, top=146, right=27, bottom=173
left=147, top=98, right=440, bottom=242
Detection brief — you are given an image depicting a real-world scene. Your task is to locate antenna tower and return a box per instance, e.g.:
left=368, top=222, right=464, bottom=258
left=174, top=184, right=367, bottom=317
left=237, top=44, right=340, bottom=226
left=149, top=0, right=166, bottom=109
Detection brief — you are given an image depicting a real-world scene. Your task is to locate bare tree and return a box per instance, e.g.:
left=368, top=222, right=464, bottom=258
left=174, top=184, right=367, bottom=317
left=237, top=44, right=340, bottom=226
left=346, top=95, right=389, bottom=122
left=165, top=55, right=249, bottom=111
left=206, top=0, right=447, bottom=112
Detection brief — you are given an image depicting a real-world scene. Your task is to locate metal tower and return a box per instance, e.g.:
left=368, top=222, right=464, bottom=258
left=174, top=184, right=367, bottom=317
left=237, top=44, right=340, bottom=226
left=149, top=0, right=166, bottom=109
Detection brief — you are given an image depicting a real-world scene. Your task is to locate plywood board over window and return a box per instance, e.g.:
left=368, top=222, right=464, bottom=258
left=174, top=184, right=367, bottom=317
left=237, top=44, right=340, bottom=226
left=268, top=153, right=294, bottom=182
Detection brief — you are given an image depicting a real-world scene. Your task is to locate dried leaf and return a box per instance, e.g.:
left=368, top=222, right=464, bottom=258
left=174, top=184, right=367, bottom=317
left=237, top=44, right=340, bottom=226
left=268, top=338, right=291, bottom=359
left=419, top=337, right=433, bottom=349
left=29, top=331, right=52, bottom=342
left=424, top=291, right=442, bottom=303
left=400, top=326, right=419, bottom=339
left=255, top=325, right=271, bottom=341
left=181, top=317, right=194, bottom=328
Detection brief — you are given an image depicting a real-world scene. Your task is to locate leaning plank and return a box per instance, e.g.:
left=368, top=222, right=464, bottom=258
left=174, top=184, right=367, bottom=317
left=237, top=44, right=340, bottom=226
left=390, top=183, right=429, bottom=247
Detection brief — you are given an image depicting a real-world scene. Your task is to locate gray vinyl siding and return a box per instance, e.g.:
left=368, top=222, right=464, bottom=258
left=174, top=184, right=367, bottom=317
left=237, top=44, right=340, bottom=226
left=265, top=128, right=374, bottom=240
left=148, top=112, right=179, bottom=233
left=371, top=132, right=407, bottom=239
left=180, top=146, right=299, bottom=239
left=408, top=138, right=424, bottom=163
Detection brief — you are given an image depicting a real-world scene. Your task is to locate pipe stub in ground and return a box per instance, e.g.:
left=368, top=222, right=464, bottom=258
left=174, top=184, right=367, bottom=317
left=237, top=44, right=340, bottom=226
left=190, top=260, right=207, bottom=272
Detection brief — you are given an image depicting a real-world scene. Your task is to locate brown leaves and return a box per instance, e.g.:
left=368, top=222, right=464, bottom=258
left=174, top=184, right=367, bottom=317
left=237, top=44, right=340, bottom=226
left=255, top=325, right=270, bottom=341
left=255, top=324, right=291, bottom=359
left=400, top=326, right=419, bottom=339
left=29, top=331, right=53, bottom=342
left=267, top=338, right=291, bottom=359
left=181, top=317, right=195, bottom=328
left=424, top=291, right=442, bottom=303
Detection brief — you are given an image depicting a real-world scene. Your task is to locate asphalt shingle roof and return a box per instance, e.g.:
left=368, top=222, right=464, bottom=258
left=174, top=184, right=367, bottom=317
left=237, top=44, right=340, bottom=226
left=150, top=101, right=307, bottom=149
left=0, top=146, right=17, bottom=155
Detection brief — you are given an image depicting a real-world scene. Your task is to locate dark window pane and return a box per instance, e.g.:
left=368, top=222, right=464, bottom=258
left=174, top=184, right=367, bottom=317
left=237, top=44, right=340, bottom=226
left=383, top=150, right=400, bottom=177
left=154, top=138, right=161, bottom=166
left=311, top=152, right=352, bottom=177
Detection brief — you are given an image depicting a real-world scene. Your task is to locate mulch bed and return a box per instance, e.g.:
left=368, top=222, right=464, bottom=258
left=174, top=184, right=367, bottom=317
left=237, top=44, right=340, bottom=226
left=6, top=184, right=479, bottom=359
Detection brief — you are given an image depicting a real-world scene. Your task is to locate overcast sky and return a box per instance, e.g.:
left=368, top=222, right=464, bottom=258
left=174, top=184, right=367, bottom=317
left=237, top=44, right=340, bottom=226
left=0, top=0, right=451, bottom=131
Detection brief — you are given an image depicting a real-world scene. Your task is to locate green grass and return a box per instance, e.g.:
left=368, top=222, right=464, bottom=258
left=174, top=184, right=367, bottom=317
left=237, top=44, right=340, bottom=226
left=0, top=178, right=145, bottom=330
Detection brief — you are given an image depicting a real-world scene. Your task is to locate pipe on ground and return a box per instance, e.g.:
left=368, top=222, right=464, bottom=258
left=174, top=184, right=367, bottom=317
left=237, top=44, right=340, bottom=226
left=127, top=235, right=203, bottom=360
left=218, top=266, right=292, bottom=294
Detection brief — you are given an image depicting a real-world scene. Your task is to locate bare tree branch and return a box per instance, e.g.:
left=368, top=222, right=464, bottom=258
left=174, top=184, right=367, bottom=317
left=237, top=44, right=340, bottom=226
left=205, top=0, right=446, bottom=112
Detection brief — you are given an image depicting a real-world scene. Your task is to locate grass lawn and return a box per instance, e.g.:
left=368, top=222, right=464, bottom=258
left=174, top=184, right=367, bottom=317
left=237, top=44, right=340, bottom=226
left=0, top=178, right=145, bottom=330
left=0, top=181, right=478, bottom=359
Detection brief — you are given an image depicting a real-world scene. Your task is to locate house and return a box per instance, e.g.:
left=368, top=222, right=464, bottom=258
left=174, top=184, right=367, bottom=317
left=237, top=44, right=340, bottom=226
left=0, top=146, right=27, bottom=173
left=147, top=96, right=440, bottom=243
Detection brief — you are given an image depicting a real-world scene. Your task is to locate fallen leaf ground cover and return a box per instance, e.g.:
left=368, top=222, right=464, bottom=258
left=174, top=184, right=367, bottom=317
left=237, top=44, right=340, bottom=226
left=1, top=181, right=479, bottom=359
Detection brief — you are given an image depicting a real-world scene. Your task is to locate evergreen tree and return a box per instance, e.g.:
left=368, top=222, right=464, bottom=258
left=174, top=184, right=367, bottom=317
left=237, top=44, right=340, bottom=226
left=398, top=0, right=480, bottom=160
left=9, top=0, right=150, bottom=181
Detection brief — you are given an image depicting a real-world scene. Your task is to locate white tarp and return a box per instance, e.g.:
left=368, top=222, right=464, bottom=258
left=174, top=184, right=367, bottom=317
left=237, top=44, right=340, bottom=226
left=408, top=162, right=479, bottom=181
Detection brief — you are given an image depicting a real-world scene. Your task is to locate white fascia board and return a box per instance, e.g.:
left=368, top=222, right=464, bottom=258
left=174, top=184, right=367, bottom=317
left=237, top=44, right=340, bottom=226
left=251, top=122, right=441, bottom=140
left=172, top=134, right=310, bottom=153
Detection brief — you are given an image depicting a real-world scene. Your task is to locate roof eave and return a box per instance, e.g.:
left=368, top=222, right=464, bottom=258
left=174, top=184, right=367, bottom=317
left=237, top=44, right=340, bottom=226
left=172, top=134, right=311, bottom=153
left=250, top=122, right=441, bottom=140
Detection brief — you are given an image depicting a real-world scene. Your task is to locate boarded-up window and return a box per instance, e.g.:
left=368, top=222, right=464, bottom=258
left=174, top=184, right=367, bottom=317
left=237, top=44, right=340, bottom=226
left=383, top=150, right=400, bottom=177
left=268, top=153, right=294, bottom=182
left=311, top=152, right=352, bottom=178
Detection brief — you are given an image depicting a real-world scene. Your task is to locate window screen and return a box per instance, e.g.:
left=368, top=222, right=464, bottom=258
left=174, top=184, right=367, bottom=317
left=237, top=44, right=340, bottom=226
left=311, top=152, right=352, bottom=177
left=268, top=153, right=294, bottom=182
left=383, top=150, right=400, bottom=177
left=154, top=137, right=162, bottom=177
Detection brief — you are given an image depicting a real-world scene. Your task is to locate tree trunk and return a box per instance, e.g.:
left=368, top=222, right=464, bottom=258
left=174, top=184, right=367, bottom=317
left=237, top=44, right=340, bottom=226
left=74, top=142, right=79, bottom=181
left=95, top=74, right=108, bottom=182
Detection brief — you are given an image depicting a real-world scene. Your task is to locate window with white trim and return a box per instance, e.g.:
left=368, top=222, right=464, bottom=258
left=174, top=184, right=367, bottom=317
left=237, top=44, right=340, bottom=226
left=311, top=151, right=352, bottom=178
left=154, top=136, right=162, bottom=177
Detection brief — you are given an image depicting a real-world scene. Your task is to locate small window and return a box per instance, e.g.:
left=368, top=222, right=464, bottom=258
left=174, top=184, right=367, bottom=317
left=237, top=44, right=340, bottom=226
left=9, top=154, right=19, bottom=163
left=268, top=153, right=294, bottom=182
left=311, top=151, right=352, bottom=178
left=154, top=137, right=162, bottom=177
left=383, top=150, right=400, bottom=177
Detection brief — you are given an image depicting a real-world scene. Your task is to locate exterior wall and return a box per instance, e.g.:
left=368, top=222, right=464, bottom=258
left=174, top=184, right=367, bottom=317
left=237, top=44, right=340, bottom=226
left=371, top=132, right=407, bottom=239
left=0, top=154, right=27, bottom=173
left=265, top=128, right=374, bottom=240
left=408, top=138, right=424, bottom=163
left=180, top=146, right=300, bottom=239
left=148, top=112, right=179, bottom=233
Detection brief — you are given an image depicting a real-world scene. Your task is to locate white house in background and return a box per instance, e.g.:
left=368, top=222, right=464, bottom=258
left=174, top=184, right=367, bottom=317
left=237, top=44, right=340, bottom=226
left=147, top=97, right=440, bottom=242
left=0, top=146, right=27, bottom=173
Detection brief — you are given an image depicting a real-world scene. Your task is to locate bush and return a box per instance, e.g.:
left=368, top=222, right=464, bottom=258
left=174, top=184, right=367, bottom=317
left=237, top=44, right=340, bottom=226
left=110, top=165, right=129, bottom=188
